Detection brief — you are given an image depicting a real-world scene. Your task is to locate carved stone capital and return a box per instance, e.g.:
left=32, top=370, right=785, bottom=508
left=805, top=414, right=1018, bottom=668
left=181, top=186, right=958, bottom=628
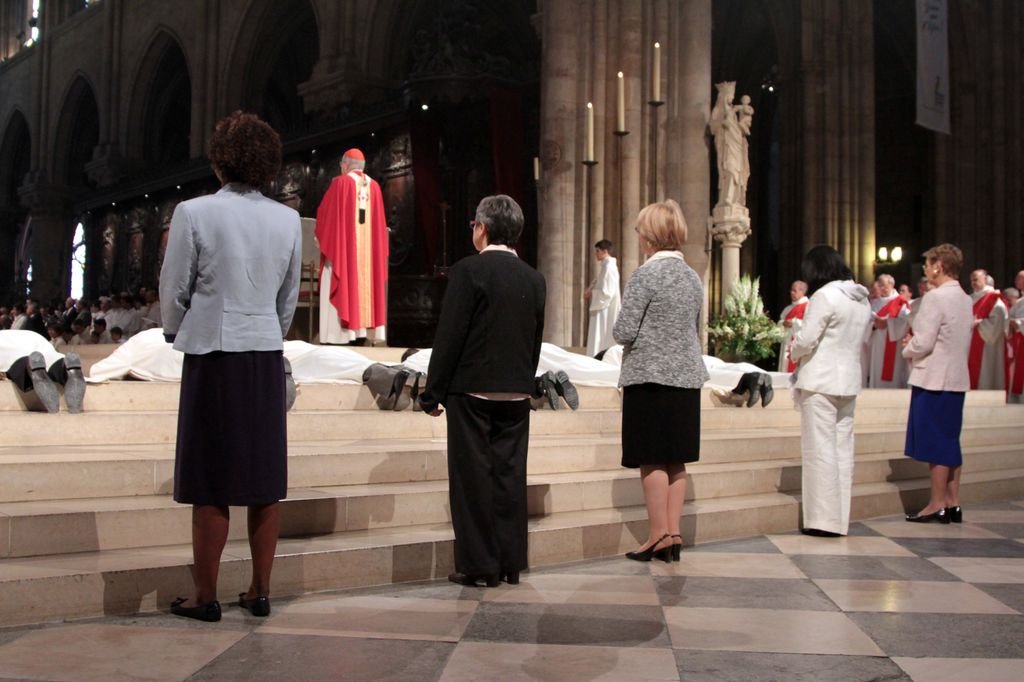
left=85, top=145, right=134, bottom=188
left=299, top=58, right=386, bottom=113
left=711, top=209, right=751, bottom=249
left=17, top=171, right=71, bottom=212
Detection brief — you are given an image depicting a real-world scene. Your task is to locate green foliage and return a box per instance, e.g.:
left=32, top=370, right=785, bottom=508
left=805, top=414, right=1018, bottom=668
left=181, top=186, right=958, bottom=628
left=708, top=275, right=785, bottom=361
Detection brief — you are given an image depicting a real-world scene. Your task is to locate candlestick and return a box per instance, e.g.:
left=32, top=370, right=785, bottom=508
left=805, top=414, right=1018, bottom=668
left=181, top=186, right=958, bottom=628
left=652, top=42, right=662, bottom=103
left=586, top=102, right=595, bottom=162
left=616, top=72, right=626, bottom=132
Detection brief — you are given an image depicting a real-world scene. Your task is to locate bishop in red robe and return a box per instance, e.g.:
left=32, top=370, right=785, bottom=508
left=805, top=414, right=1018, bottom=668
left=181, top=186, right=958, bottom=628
left=315, top=149, right=389, bottom=344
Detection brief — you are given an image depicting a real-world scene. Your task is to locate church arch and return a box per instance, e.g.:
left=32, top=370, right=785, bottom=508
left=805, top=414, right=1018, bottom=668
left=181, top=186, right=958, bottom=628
left=0, top=110, right=32, bottom=297
left=51, top=73, right=100, bottom=190
left=222, top=0, right=320, bottom=135
left=124, top=27, right=193, bottom=166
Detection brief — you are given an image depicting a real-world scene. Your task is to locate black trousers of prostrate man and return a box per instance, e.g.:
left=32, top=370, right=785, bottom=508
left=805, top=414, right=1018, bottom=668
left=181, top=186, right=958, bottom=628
left=445, top=393, right=531, bottom=577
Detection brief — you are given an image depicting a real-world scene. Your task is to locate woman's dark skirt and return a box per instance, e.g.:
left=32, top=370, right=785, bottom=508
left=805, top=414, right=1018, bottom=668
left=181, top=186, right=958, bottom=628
left=904, top=385, right=965, bottom=467
left=174, top=350, right=288, bottom=506
left=621, top=383, right=701, bottom=468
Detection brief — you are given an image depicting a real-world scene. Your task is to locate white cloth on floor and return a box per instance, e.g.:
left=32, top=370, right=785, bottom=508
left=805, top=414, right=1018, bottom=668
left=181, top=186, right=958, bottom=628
left=87, top=328, right=373, bottom=383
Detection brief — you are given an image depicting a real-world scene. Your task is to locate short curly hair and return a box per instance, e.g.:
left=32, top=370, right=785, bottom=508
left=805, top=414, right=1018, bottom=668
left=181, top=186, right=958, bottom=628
left=208, top=111, right=282, bottom=188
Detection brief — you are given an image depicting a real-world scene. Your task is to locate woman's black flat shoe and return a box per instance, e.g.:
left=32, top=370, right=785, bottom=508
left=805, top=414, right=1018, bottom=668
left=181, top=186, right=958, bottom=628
left=945, top=506, right=963, bottom=523
left=906, top=508, right=950, bottom=524
left=170, top=597, right=222, bottom=622
left=626, top=534, right=673, bottom=563
left=238, top=593, right=271, bottom=617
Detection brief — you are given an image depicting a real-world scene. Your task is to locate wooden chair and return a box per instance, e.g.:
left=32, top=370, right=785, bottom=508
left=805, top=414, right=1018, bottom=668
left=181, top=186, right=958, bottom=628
left=294, top=217, right=320, bottom=342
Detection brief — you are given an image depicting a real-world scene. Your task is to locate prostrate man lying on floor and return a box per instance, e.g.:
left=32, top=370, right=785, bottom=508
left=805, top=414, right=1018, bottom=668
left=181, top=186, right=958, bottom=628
left=0, top=330, right=86, bottom=412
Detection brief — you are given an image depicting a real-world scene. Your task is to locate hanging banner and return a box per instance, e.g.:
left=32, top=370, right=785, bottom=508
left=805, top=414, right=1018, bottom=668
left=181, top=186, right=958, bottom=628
left=916, top=0, right=950, bottom=134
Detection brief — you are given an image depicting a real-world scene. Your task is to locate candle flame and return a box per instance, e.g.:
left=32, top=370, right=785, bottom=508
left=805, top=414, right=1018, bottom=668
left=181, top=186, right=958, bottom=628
left=618, top=71, right=623, bottom=78
left=655, top=42, right=660, bottom=48
left=587, top=102, right=593, bottom=109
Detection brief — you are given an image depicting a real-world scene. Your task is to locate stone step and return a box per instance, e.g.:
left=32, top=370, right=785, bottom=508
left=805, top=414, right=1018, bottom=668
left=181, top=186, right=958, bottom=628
left=1, top=467, right=1020, bottom=627
left=1, top=422, right=1018, bottom=503
left=2, top=445, right=1018, bottom=559
left=2, top=377, right=1011, bottom=414
left=0, top=400, right=1018, bottom=447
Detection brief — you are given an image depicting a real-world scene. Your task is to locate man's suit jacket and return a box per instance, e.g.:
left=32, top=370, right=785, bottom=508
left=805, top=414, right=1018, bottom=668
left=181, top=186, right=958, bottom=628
left=160, top=184, right=302, bottom=355
left=420, top=250, right=546, bottom=412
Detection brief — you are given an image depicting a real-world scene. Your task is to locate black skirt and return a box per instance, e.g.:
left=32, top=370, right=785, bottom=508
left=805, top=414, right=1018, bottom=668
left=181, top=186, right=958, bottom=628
left=174, top=351, right=288, bottom=505
left=621, top=383, right=701, bottom=468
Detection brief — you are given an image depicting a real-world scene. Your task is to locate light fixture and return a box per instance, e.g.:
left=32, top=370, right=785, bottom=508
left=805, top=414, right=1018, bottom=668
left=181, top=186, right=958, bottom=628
left=876, top=245, right=904, bottom=264
left=421, top=104, right=429, bottom=111
left=877, top=246, right=888, bottom=262
left=890, top=246, right=903, bottom=263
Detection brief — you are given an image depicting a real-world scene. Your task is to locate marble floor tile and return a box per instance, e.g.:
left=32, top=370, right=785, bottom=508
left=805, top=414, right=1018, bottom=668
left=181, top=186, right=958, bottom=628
left=974, top=583, right=1024, bottom=613
left=259, top=595, right=477, bottom=642
left=440, top=641, right=680, bottom=682
left=767, top=535, right=916, bottom=557
left=663, top=607, right=883, bottom=656
left=893, top=657, right=1024, bottom=682
left=655, top=576, right=838, bottom=611
left=684, top=536, right=783, bottom=553
left=814, top=579, right=1019, bottom=614
left=976, top=523, right=1024, bottom=538
left=790, top=554, right=960, bottom=582
left=190, top=633, right=455, bottom=682
left=649, top=552, right=807, bottom=579
left=0, top=624, right=245, bottom=682
left=891, top=537, right=1024, bottom=558
left=960, top=509, right=1024, bottom=523
left=929, top=557, right=1024, bottom=583
left=529, top=556, right=654, bottom=576
left=480, top=573, right=660, bottom=606
left=848, top=612, right=1024, bottom=658
left=864, top=520, right=1004, bottom=539
left=461, top=602, right=670, bottom=648
left=343, top=579, right=486, bottom=601
left=676, top=651, right=911, bottom=682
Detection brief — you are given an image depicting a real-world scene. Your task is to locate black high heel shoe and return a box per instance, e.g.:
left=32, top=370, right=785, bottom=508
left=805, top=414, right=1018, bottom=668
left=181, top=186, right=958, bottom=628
left=945, top=506, right=963, bottom=523
left=906, top=508, right=950, bottom=524
left=170, top=597, right=222, bottom=622
left=758, top=374, right=774, bottom=408
left=238, top=593, right=271, bottom=617
left=626, top=534, right=673, bottom=563
left=671, top=535, right=682, bottom=561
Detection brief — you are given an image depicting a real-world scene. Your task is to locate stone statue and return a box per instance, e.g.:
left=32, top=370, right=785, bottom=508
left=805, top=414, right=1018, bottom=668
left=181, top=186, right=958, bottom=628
left=710, top=81, right=753, bottom=209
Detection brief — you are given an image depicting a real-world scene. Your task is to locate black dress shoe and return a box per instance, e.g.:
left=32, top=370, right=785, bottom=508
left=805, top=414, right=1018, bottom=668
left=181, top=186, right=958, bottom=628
left=758, top=374, right=774, bottom=408
left=170, top=597, right=222, bottom=622
left=63, top=352, right=86, bottom=413
left=552, top=370, right=580, bottom=410
left=731, top=373, right=762, bottom=408
left=500, top=571, right=520, bottom=585
left=448, top=572, right=500, bottom=587
left=801, top=528, right=842, bottom=537
left=945, top=506, right=963, bottom=523
left=625, top=534, right=673, bottom=563
left=238, top=593, right=271, bottom=617
left=906, top=508, right=950, bottom=524
left=28, top=352, right=60, bottom=414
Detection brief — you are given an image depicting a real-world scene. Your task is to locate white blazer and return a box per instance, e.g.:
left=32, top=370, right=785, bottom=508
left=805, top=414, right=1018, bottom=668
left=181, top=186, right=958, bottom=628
left=789, top=280, right=872, bottom=397
left=160, top=184, right=302, bottom=355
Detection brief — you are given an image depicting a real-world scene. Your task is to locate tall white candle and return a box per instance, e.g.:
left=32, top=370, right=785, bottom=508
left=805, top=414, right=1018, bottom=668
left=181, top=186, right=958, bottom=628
left=586, top=102, right=595, bottom=161
left=653, top=42, right=661, bottom=102
left=533, top=156, right=541, bottom=181
left=616, top=72, right=626, bottom=131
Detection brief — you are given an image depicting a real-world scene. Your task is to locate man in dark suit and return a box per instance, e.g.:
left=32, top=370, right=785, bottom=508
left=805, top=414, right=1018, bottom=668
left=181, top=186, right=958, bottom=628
left=419, top=195, right=546, bottom=588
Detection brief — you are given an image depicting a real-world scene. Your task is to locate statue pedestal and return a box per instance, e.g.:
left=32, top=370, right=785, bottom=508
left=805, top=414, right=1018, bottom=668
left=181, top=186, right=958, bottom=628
left=711, top=204, right=751, bottom=299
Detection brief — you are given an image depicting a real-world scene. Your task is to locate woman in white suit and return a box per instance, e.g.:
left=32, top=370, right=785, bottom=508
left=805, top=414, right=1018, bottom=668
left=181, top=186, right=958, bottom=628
left=789, top=246, right=872, bottom=536
left=160, top=112, right=302, bottom=621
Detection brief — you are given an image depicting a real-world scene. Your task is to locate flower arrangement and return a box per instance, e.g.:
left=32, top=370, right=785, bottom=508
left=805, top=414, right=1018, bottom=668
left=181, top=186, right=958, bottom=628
left=708, top=275, right=785, bottom=361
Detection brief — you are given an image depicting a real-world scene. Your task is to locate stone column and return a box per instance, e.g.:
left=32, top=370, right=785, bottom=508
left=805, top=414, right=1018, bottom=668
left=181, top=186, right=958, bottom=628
left=664, top=0, right=712, bottom=330
left=711, top=209, right=751, bottom=298
left=537, top=0, right=582, bottom=346
left=18, top=181, right=72, bottom=302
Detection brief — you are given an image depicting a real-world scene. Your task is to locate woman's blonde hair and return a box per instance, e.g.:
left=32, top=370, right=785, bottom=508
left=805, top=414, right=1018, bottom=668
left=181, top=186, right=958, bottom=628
left=635, top=199, right=688, bottom=251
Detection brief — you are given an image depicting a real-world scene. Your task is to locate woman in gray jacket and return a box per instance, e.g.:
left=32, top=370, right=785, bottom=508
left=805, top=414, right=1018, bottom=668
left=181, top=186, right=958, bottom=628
left=614, top=200, right=709, bottom=562
left=160, top=112, right=302, bottom=621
